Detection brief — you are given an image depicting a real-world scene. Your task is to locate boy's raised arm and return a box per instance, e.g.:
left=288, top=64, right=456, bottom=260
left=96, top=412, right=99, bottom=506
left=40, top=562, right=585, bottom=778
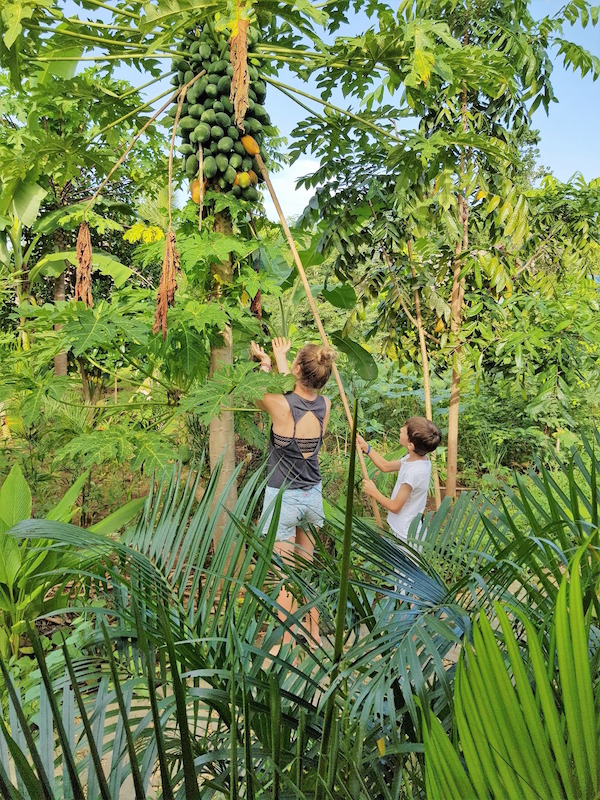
left=356, top=435, right=402, bottom=473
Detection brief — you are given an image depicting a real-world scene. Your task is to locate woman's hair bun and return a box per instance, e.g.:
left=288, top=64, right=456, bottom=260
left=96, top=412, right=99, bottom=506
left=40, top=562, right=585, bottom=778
left=316, top=345, right=337, bottom=366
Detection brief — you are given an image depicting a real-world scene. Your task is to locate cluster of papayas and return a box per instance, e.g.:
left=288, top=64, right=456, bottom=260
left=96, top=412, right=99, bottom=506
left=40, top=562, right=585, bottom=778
left=169, top=25, right=271, bottom=203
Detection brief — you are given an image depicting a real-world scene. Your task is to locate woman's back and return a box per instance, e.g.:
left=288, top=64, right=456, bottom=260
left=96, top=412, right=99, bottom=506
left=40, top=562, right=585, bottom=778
left=267, top=392, right=329, bottom=489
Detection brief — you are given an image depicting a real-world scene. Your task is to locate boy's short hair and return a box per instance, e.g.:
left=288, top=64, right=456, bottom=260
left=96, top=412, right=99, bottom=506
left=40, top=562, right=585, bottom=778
left=406, top=417, right=442, bottom=456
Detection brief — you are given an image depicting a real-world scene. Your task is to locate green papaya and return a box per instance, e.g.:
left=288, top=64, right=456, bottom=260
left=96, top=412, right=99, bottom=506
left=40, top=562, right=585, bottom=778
left=207, top=74, right=220, bottom=85
left=185, top=154, right=199, bottom=177
left=217, top=75, right=231, bottom=94
left=242, top=156, right=253, bottom=171
left=227, top=126, right=239, bottom=140
left=214, top=111, right=231, bottom=129
left=186, top=79, right=205, bottom=104
left=200, top=109, right=217, bottom=125
left=217, top=136, right=233, bottom=153
left=224, top=165, right=237, bottom=184
left=215, top=153, right=229, bottom=172
left=203, top=156, right=217, bottom=179
left=193, top=122, right=211, bottom=143
left=178, top=143, right=194, bottom=155
left=210, top=125, right=224, bottom=139
left=199, top=43, right=211, bottom=59
left=221, top=96, right=233, bottom=112
left=189, top=103, right=204, bottom=118
left=253, top=104, right=270, bottom=124
left=178, top=116, right=197, bottom=132
left=209, top=59, right=229, bottom=74
left=205, top=83, right=218, bottom=97
left=212, top=100, right=224, bottom=113
left=229, top=153, right=243, bottom=169
left=244, top=117, right=262, bottom=134
left=233, top=140, right=246, bottom=156
left=231, top=184, right=242, bottom=197
left=242, top=186, right=259, bottom=202
left=254, top=81, right=267, bottom=102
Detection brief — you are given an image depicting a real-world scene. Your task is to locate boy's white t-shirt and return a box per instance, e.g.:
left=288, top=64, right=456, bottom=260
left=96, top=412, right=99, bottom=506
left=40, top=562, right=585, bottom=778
left=387, top=455, right=431, bottom=542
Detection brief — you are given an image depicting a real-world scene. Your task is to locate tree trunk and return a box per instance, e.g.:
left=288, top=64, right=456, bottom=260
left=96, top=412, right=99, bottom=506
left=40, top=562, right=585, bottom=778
left=54, top=270, right=68, bottom=376
left=409, top=248, right=442, bottom=508
left=209, top=211, right=238, bottom=551
left=445, top=174, right=469, bottom=498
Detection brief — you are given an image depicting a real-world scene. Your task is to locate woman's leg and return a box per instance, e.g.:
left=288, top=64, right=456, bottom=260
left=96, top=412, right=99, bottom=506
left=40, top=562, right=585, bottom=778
left=295, top=526, right=320, bottom=645
left=273, top=539, right=297, bottom=644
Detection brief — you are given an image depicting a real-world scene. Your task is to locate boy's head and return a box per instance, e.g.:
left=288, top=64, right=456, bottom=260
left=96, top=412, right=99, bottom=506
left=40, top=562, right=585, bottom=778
left=403, top=417, right=442, bottom=456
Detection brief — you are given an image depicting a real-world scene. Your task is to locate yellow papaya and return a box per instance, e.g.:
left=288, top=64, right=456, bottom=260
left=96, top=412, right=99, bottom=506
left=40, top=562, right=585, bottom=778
left=241, top=134, right=260, bottom=155
left=190, top=178, right=202, bottom=203
left=235, top=172, right=251, bottom=189
left=247, top=169, right=258, bottom=186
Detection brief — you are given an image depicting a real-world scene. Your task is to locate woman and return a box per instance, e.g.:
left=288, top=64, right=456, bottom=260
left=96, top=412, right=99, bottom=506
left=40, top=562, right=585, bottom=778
left=251, top=337, right=336, bottom=645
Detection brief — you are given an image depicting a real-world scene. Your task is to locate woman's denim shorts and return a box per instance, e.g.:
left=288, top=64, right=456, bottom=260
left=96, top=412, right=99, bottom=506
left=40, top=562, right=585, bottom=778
left=260, top=483, right=324, bottom=542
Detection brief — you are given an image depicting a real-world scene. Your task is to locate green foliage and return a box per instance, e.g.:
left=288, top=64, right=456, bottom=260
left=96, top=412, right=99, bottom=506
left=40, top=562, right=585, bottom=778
left=422, top=546, right=600, bottom=799
left=0, top=462, right=143, bottom=658
left=0, top=421, right=600, bottom=797
left=0, top=464, right=77, bottom=657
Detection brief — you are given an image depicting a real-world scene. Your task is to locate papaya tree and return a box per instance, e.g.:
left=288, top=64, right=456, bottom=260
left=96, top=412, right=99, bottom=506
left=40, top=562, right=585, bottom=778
left=0, top=61, right=164, bottom=347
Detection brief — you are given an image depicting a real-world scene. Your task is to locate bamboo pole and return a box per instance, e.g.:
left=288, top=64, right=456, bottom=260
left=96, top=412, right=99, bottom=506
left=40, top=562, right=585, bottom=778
left=254, top=152, right=382, bottom=527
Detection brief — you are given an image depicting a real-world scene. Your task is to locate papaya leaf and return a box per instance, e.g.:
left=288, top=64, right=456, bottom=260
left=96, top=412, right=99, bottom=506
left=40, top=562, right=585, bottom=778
left=36, top=46, right=82, bottom=82
left=11, top=180, right=47, bottom=228
left=29, top=250, right=132, bottom=287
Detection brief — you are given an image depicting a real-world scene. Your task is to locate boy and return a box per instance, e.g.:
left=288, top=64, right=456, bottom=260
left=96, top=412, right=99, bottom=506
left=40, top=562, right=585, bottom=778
left=356, top=417, right=442, bottom=542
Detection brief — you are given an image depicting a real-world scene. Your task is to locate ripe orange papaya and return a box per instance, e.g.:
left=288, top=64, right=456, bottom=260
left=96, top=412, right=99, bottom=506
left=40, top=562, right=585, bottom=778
left=241, top=134, right=260, bottom=155
left=190, top=178, right=203, bottom=203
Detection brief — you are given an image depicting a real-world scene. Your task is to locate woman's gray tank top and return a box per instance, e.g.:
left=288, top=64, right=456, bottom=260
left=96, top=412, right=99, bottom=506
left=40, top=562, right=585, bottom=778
left=267, top=392, right=327, bottom=489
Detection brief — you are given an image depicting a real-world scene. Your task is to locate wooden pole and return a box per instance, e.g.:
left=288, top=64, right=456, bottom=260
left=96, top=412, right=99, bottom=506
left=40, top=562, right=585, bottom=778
left=254, top=152, right=382, bottom=526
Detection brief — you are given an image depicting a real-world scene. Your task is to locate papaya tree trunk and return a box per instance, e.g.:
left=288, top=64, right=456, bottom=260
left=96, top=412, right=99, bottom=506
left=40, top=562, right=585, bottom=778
left=209, top=210, right=238, bottom=551
left=53, top=271, right=68, bottom=376
left=446, top=85, right=469, bottom=498
left=53, top=230, right=68, bottom=376
left=10, top=221, right=30, bottom=351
